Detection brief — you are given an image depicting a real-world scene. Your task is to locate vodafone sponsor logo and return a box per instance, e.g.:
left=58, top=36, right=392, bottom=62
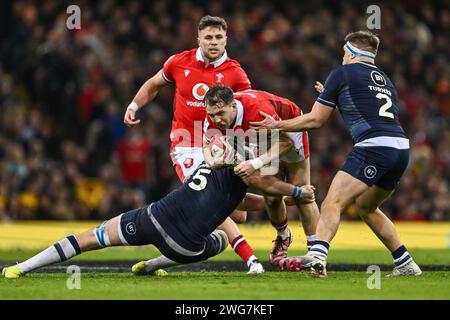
left=187, top=100, right=205, bottom=107
left=187, top=83, right=209, bottom=107
left=192, top=83, right=209, bottom=100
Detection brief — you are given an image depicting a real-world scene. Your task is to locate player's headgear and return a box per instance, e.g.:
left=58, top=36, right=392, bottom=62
left=344, top=41, right=376, bottom=59
left=344, top=30, right=380, bottom=59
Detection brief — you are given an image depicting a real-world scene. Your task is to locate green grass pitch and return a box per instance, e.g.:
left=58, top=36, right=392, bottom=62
left=1, top=248, right=449, bottom=300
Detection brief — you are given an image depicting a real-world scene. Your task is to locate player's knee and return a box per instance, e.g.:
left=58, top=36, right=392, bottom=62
left=321, top=194, right=346, bottom=213
left=75, top=230, right=98, bottom=251
left=93, top=220, right=112, bottom=248
left=355, top=200, right=375, bottom=219
left=264, top=195, right=283, bottom=209
left=288, top=170, right=308, bottom=185
left=230, top=210, right=247, bottom=224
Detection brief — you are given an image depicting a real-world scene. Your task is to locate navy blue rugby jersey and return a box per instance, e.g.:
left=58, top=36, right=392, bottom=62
left=318, top=61, right=406, bottom=144
left=150, top=163, right=247, bottom=249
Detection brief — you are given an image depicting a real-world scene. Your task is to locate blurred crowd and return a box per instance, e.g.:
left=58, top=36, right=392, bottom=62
left=0, top=0, right=448, bottom=221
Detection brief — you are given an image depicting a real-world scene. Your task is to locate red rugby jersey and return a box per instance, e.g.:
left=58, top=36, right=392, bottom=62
left=204, top=89, right=301, bottom=137
left=162, top=48, right=251, bottom=148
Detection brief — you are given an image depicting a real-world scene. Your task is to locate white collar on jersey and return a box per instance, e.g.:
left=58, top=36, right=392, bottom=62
left=196, top=47, right=228, bottom=68
left=233, top=99, right=244, bottom=128
left=355, top=61, right=379, bottom=69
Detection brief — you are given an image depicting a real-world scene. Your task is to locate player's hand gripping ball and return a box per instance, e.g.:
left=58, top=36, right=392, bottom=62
left=210, top=134, right=228, bottom=157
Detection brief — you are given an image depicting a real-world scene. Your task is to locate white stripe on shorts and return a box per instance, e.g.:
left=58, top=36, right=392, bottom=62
left=354, top=137, right=409, bottom=149
left=147, top=205, right=206, bottom=256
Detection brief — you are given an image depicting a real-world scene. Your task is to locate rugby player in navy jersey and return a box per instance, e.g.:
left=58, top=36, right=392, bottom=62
left=2, top=159, right=315, bottom=278
left=251, top=31, right=421, bottom=277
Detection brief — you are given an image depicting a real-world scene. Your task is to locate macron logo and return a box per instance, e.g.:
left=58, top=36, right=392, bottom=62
left=184, top=69, right=190, bottom=77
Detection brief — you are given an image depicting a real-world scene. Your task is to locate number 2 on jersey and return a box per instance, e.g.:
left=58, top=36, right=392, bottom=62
left=188, top=168, right=212, bottom=191
left=376, top=93, right=394, bottom=119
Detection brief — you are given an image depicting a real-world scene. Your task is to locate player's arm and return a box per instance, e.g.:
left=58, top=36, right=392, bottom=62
left=124, top=70, right=169, bottom=127
left=233, top=131, right=293, bottom=179
left=241, top=174, right=316, bottom=204
left=250, top=102, right=334, bottom=132
left=202, top=135, right=230, bottom=170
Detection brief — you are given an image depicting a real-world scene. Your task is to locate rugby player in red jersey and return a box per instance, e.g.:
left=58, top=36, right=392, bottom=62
left=123, top=16, right=264, bottom=273
left=203, top=85, right=320, bottom=267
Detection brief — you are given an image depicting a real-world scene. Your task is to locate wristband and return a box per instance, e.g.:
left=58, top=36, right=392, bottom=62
left=250, top=158, right=264, bottom=170
left=292, top=185, right=302, bottom=199
left=127, top=102, right=139, bottom=112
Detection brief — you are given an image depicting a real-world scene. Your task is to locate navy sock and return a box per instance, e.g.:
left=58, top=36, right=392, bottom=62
left=309, top=240, right=330, bottom=258
left=392, top=245, right=412, bottom=267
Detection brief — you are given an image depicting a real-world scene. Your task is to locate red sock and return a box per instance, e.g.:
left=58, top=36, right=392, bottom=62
left=270, top=218, right=288, bottom=232
left=231, top=235, right=254, bottom=263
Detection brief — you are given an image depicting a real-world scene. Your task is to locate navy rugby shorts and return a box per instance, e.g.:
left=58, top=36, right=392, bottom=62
left=340, top=146, right=409, bottom=190
left=118, top=206, right=227, bottom=264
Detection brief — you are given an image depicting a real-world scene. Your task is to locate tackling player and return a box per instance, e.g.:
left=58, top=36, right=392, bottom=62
left=202, top=85, right=320, bottom=267
left=123, top=16, right=264, bottom=273
left=250, top=31, right=422, bottom=277
left=2, top=163, right=315, bottom=278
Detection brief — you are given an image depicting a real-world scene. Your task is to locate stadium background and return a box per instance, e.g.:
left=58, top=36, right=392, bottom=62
left=0, top=0, right=449, bottom=252
left=0, top=1, right=449, bottom=302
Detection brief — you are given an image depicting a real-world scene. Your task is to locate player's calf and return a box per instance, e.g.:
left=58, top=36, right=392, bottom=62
left=2, top=217, right=121, bottom=278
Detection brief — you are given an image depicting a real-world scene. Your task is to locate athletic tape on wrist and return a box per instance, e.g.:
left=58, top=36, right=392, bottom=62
left=127, top=102, right=139, bottom=112
left=250, top=158, right=264, bottom=170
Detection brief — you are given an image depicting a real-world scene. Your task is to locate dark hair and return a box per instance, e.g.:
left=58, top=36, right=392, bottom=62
left=198, top=15, right=228, bottom=32
left=345, top=30, right=380, bottom=55
left=204, top=85, right=234, bottom=107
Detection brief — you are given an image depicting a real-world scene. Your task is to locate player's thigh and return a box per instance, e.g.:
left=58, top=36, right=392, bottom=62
left=355, top=185, right=393, bottom=214
left=110, top=206, right=160, bottom=246
left=280, top=131, right=309, bottom=173
left=158, top=229, right=229, bottom=264
left=283, top=158, right=310, bottom=185
left=323, top=170, right=369, bottom=209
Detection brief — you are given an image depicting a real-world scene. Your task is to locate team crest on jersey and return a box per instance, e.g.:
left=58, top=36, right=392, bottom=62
left=183, top=157, right=194, bottom=169
left=216, top=73, right=224, bottom=83
left=192, top=83, right=209, bottom=100
left=370, top=71, right=386, bottom=86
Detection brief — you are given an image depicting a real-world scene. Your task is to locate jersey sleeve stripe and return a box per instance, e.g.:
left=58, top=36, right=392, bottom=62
left=161, top=69, right=174, bottom=83
left=317, top=97, right=336, bottom=107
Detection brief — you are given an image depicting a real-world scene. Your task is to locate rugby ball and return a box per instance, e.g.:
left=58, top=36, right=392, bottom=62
left=210, top=134, right=228, bottom=157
